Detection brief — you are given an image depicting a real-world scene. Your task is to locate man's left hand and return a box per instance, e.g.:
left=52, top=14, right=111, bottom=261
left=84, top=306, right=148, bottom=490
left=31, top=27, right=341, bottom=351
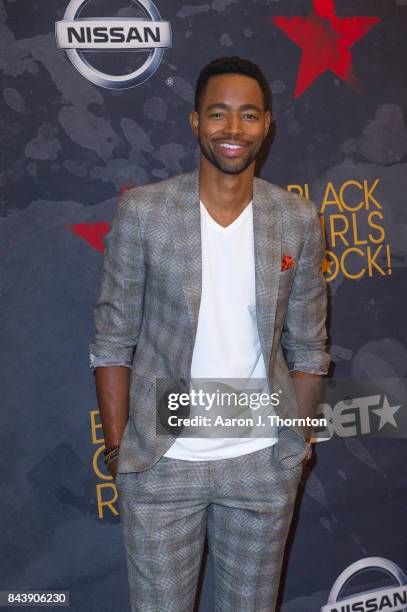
left=304, top=442, right=313, bottom=462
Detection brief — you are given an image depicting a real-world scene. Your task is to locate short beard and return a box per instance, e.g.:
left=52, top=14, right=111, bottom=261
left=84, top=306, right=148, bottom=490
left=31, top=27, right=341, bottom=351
left=198, top=137, right=261, bottom=175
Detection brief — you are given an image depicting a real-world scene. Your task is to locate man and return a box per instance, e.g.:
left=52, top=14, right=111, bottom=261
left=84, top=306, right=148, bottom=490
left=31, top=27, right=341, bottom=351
left=89, top=56, right=330, bottom=611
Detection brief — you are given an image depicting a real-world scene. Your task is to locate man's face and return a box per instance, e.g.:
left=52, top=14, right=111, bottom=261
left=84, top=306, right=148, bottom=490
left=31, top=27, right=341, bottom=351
left=189, top=73, right=271, bottom=175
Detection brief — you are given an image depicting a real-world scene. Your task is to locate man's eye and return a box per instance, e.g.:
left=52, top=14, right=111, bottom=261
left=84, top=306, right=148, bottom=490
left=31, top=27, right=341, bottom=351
left=244, top=113, right=258, bottom=120
left=210, top=112, right=224, bottom=119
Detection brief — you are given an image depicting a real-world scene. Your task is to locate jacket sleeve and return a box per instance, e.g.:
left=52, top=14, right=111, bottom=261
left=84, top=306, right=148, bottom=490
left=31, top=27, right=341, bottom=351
left=281, top=200, right=330, bottom=375
left=88, top=189, right=146, bottom=374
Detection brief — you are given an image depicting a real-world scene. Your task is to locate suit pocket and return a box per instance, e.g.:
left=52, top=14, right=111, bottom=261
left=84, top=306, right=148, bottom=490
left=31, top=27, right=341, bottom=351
left=278, top=269, right=296, bottom=306
left=275, top=426, right=307, bottom=470
left=279, top=267, right=295, bottom=284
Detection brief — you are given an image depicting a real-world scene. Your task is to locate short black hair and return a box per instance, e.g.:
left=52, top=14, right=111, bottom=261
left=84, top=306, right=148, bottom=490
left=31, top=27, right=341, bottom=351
left=194, top=56, right=272, bottom=114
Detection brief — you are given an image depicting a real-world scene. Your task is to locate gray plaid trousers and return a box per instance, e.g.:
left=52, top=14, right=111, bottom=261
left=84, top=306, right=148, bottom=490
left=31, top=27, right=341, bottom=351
left=116, top=428, right=307, bottom=612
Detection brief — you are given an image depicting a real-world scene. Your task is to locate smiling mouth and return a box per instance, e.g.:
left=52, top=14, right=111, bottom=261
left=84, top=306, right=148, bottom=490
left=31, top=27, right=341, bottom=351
left=215, top=141, right=249, bottom=157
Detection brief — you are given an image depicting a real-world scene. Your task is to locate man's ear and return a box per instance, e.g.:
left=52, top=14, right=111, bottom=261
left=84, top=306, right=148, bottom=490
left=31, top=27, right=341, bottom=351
left=189, top=110, right=199, bottom=139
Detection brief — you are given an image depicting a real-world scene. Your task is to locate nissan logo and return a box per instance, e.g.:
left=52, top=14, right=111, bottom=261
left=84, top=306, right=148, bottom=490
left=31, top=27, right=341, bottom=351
left=55, top=0, right=171, bottom=89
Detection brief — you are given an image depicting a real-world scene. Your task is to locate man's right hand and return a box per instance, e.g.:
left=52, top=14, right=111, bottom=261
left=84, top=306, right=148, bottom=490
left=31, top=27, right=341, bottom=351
left=94, top=365, right=130, bottom=483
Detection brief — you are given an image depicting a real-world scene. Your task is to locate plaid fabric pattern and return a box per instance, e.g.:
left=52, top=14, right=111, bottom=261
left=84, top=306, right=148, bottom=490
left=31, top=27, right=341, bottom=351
left=89, top=167, right=330, bottom=473
left=116, top=428, right=305, bottom=611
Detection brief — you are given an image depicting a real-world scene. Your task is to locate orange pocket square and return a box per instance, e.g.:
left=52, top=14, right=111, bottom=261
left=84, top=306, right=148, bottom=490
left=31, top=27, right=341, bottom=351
left=281, top=255, right=294, bottom=272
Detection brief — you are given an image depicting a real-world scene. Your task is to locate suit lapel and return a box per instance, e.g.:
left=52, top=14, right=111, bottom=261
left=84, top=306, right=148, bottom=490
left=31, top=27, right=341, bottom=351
left=252, top=178, right=282, bottom=367
left=166, top=168, right=283, bottom=365
left=166, top=168, right=202, bottom=342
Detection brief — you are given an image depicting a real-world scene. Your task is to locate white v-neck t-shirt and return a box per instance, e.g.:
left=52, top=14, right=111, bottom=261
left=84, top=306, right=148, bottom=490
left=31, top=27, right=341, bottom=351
left=163, top=200, right=278, bottom=460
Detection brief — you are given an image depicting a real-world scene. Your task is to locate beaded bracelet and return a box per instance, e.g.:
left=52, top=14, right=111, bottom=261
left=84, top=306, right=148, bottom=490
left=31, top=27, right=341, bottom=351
left=104, top=449, right=119, bottom=467
left=105, top=454, right=119, bottom=468
left=103, top=444, right=120, bottom=457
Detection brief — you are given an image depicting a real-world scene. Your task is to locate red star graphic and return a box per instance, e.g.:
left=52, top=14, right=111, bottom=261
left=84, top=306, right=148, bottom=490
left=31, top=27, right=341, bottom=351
left=69, top=222, right=110, bottom=252
left=68, top=184, right=136, bottom=252
left=119, top=181, right=136, bottom=194
left=272, top=0, right=380, bottom=98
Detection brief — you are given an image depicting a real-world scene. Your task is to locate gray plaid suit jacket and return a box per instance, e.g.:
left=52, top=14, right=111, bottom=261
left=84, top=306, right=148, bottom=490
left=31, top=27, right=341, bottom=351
left=89, top=167, right=330, bottom=473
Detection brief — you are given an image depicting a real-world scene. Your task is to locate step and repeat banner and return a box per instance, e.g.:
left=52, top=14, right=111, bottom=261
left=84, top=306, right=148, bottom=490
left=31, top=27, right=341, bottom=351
left=1, top=0, right=407, bottom=610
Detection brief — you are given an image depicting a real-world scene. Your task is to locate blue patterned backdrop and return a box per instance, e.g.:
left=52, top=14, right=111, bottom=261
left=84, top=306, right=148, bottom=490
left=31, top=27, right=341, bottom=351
left=1, top=0, right=407, bottom=610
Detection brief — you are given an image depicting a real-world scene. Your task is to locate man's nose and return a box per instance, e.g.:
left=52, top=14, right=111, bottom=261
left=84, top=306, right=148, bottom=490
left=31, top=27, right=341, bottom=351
left=225, top=112, right=243, bottom=135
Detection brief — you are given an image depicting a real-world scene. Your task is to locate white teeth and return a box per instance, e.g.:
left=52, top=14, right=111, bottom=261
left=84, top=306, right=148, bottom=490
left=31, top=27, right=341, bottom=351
left=219, top=143, right=242, bottom=149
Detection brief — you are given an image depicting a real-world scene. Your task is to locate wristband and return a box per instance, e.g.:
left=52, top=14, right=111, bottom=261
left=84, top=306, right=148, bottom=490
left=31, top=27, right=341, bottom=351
left=103, top=444, right=120, bottom=457
left=104, top=448, right=119, bottom=467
